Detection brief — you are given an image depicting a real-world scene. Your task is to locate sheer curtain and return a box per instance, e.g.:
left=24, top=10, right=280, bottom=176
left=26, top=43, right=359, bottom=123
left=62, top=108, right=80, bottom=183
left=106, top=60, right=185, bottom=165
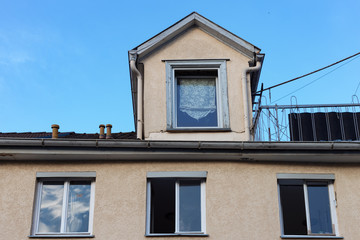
left=178, top=78, right=216, bottom=120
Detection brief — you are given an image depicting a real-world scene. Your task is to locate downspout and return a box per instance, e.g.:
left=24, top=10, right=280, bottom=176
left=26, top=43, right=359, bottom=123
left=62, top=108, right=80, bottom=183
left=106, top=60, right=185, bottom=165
left=242, top=58, right=262, bottom=141
left=129, top=53, right=143, bottom=140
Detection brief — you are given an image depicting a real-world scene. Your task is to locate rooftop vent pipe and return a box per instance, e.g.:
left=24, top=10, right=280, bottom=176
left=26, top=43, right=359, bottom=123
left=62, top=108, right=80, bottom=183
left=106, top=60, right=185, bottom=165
left=99, top=124, right=105, bottom=139
left=51, top=124, right=59, bottom=139
left=106, top=124, right=112, bottom=139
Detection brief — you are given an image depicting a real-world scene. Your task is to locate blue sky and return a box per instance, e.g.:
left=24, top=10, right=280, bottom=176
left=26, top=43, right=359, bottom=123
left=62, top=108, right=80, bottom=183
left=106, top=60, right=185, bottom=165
left=1, top=0, right=359, bottom=133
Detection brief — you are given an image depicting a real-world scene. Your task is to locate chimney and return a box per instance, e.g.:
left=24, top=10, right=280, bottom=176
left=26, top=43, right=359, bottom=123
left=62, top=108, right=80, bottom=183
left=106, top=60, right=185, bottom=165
left=99, top=124, right=105, bottom=139
left=51, top=124, right=59, bottom=139
left=106, top=124, right=112, bottom=139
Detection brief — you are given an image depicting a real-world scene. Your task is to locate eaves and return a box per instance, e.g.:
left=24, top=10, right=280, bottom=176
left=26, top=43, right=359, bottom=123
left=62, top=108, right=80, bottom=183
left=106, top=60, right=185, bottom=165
left=1, top=138, right=360, bottom=163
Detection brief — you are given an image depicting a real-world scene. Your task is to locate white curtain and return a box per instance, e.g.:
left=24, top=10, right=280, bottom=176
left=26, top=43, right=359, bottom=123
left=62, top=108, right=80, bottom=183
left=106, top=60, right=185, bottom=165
left=178, top=78, right=216, bottom=120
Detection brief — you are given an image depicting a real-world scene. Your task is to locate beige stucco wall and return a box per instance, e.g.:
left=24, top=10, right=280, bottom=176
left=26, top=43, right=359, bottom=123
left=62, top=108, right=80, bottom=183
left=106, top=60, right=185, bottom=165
left=1, top=160, right=359, bottom=240
left=140, top=27, right=253, bottom=141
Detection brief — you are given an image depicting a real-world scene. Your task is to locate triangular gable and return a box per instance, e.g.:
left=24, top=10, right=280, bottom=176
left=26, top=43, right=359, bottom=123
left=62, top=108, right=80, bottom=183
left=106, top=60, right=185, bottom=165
left=130, top=12, right=261, bottom=59
left=128, top=12, right=264, bottom=132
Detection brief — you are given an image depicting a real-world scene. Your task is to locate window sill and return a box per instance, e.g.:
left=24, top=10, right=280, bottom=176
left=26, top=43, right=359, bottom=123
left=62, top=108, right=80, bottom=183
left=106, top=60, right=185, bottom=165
left=29, top=235, right=95, bottom=238
left=166, top=128, right=231, bottom=132
left=146, top=233, right=209, bottom=237
left=281, top=235, right=343, bottom=239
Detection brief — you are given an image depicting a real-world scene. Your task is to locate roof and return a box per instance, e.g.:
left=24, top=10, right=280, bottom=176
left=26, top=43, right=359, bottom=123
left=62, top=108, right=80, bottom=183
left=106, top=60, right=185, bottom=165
left=128, top=12, right=265, bottom=129
left=129, top=12, right=261, bottom=60
left=0, top=131, right=136, bottom=139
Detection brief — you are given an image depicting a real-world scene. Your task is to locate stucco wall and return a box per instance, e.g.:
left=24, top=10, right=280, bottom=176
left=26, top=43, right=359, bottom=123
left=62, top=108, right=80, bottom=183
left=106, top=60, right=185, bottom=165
left=140, top=27, right=252, bottom=141
left=1, top=161, right=359, bottom=240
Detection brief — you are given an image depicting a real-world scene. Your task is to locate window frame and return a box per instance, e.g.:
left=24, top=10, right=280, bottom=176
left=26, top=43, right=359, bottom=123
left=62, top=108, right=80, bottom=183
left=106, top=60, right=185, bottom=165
left=30, top=172, right=96, bottom=238
left=165, top=60, right=230, bottom=131
left=277, top=173, right=340, bottom=239
left=145, top=171, right=207, bottom=237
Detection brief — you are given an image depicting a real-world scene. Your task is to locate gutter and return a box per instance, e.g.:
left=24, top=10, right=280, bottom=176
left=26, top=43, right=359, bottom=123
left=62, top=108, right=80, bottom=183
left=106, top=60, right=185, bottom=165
left=1, top=138, right=360, bottom=163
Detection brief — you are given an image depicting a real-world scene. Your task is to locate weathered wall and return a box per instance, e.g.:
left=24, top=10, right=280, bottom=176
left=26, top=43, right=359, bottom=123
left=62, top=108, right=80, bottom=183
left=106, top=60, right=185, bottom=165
left=140, top=27, right=252, bottom=141
left=0, top=161, right=358, bottom=240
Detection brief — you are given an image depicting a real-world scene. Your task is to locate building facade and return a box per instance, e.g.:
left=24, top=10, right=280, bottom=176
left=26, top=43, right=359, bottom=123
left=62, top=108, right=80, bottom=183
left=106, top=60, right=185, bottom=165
left=1, top=12, right=359, bottom=240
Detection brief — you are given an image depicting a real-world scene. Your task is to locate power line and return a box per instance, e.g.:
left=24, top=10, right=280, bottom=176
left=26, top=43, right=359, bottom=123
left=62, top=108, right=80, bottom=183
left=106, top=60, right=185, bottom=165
left=256, top=51, right=360, bottom=94
left=271, top=54, right=360, bottom=103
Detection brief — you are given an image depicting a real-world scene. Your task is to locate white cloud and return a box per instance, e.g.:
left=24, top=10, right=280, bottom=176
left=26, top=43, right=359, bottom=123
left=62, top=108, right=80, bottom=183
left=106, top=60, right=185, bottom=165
left=0, top=28, right=47, bottom=66
left=0, top=51, right=33, bottom=65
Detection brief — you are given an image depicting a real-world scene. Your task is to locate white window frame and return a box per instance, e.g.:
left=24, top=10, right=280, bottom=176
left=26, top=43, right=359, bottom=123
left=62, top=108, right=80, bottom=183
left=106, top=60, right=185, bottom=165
left=277, top=173, right=340, bottom=239
left=165, top=60, right=230, bottom=130
left=30, top=172, right=96, bottom=238
left=146, top=171, right=207, bottom=236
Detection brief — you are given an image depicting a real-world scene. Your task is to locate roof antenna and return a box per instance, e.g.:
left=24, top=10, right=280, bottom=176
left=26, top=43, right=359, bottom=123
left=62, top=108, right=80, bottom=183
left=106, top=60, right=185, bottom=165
left=352, top=95, right=359, bottom=104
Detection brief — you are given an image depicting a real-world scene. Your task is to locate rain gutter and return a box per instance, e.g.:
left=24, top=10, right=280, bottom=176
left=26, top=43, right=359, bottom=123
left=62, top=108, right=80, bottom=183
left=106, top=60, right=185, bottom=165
left=1, top=138, right=360, bottom=163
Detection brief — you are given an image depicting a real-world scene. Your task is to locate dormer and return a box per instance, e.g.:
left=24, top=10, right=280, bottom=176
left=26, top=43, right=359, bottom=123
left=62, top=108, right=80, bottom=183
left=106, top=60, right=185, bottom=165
left=129, top=12, right=264, bottom=141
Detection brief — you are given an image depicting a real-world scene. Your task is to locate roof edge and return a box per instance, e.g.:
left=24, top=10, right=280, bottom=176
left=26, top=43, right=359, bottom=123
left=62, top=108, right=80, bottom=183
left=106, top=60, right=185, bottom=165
left=1, top=139, right=360, bottom=163
left=132, top=12, right=261, bottom=60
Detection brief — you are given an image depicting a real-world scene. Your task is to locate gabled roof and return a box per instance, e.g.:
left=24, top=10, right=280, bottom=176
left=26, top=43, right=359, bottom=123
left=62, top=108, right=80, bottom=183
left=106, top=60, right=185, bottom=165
left=128, top=12, right=264, bottom=130
left=130, top=12, right=261, bottom=59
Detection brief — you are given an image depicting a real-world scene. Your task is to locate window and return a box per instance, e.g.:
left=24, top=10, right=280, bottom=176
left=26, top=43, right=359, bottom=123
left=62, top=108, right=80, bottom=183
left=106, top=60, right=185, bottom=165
left=31, top=172, right=95, bottom=238
left=146, top=171, right=207, bottom=236
left=277, top=174, right=339, bottom=238
left=166, top=60, right=230, bottom=130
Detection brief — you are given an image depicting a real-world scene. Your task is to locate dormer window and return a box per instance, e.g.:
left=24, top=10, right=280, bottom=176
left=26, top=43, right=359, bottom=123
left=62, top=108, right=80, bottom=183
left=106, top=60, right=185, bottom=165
left=166, top=60, right=230, bottom=130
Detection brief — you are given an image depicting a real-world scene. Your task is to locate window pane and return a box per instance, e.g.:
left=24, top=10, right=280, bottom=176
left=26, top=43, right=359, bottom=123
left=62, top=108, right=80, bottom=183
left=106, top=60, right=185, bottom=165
left=150, top=179, right=176, bottom=233
left=280, top=184, right=307, bottom=235
left=66, top=181, right=91, bottom=232
left=177, top=78, right=218, bottom=127
left=179, top=180, right=201, bottom=232
left=38, top=181, right=64, bottom=233
left=307, top=184, right=333, bottom=234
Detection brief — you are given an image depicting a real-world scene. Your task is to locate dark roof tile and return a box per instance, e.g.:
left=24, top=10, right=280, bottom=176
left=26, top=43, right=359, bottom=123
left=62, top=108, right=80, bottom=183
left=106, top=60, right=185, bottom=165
left=0, top=131, right=137, bottom=140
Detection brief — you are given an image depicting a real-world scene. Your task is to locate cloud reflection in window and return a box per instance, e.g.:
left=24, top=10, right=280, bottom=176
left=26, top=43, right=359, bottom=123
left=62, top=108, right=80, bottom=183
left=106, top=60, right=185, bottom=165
left=67, top=182, right=91, bottom=232
left=38, top=182, right=64, bottom=233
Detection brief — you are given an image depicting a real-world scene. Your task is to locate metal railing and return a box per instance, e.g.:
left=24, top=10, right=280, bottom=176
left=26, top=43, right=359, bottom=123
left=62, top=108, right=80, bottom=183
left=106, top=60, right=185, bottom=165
left=253, top=102, right=360, bottom=141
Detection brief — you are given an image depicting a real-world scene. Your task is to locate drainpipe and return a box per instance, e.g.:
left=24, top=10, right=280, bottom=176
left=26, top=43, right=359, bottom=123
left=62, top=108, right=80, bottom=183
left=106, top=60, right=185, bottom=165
left=242, top=58, right=262, bottom=141
left=129, top=52, right=143, bottom=140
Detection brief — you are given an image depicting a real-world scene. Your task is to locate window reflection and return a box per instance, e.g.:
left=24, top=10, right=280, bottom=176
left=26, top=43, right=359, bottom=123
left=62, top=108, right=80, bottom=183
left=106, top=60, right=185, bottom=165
left=179, top=180, right=201, bottom=232
left=38, top=182, right=64, bottom=233
left=67, top=182, right=91, bottom=232
left=36, top=180, right=92, bottom=234
left=308, top=184, right=332, bottom=234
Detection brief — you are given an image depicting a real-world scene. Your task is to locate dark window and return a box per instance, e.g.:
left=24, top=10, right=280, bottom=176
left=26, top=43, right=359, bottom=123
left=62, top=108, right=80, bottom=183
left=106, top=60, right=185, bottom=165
left=280, top=184, right=307, bottom=235
left=279, top=180, right=334, bottom=236
left=148, top=178, right=204, bottom=234
left=150, top=179, right=176, bottom=233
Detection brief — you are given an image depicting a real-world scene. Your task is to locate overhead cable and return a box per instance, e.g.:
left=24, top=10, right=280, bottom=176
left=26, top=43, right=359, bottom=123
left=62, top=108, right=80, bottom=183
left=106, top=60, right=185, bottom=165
left=256, top=51, right=360, bottom=94
left=271, top=54, right=360, bottom=103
